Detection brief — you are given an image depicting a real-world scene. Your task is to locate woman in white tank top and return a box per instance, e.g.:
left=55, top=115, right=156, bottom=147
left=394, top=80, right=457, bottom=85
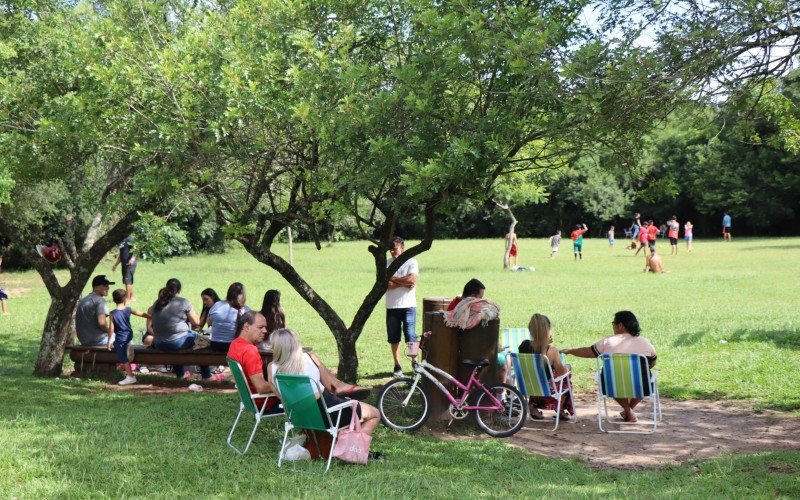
left=267, top=329, right=381, bottom=438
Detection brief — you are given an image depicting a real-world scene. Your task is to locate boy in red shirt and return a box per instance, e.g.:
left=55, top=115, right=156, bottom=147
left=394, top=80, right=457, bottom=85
left=570, top=224, right=588, bottom=260
left=646, top=219, right=658, bottom=254
left=634, top=221, right=649, bottom=256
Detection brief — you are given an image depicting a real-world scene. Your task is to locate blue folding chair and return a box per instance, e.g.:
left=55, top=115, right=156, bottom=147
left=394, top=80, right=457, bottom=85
left=595, top=353, right=662, bottom=434
left=511, top=353, right=577, bottom=431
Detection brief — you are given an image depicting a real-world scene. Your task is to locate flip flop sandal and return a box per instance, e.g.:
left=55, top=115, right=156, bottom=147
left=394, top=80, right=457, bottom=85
left=529, top=410, right=546, bottom=420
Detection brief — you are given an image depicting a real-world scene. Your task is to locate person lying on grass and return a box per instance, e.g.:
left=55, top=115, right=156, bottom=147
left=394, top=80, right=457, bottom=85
left=267, top=328, right=380, bottom=439
left=562, top=310, right=656, bottom=423
left=519, top=313, right=574, bottom=422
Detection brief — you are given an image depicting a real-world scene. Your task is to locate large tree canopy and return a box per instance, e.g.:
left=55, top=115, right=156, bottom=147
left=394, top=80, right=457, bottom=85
left=1, top=0, right=797, bottom=378
left=0, top=1, right=208, bottom=375
left=180, top=0, right=694, bottom=379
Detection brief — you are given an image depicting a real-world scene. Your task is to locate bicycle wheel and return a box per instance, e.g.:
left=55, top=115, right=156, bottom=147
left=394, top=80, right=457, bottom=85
left=473, top=382, right=527, bottom=437
left=377, top=377, right=430, bottom=432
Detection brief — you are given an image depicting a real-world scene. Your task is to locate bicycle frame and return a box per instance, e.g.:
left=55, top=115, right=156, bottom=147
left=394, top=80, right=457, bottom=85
left=405, top=358, right=504, bottom=411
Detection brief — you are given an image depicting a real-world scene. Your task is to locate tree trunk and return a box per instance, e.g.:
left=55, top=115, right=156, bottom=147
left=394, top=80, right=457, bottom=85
left=31, top=210, right=138, bottom=377
left=336, top=332, right=359, bottom=382
left=34, top=293, right=79, bottom=377
left=495, top=200, right=518, bottom=269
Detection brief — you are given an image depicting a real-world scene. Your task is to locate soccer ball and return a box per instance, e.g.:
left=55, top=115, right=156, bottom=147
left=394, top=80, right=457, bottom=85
left=36, top=244, right=62, bottom=264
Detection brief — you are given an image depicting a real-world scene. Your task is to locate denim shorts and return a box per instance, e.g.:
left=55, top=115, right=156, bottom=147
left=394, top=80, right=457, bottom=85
left=386, top=307, right=417, bottom=344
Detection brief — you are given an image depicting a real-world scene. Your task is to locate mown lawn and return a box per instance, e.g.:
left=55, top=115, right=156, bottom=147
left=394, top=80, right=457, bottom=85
left=1, top=237, right=798, bottom=497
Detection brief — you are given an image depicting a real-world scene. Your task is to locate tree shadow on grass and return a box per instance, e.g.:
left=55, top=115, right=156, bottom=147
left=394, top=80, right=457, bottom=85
left=672, top=328, right=799, bottom=351
left=726, top=328, right=800, bottom=350
left=671, top=331, right=707, bottom=347
left=740, top=244, right=800, bottom=251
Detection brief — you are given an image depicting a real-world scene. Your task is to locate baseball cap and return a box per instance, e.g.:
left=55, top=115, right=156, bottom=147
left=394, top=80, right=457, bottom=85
left=91, top=275, right=115, bottom=287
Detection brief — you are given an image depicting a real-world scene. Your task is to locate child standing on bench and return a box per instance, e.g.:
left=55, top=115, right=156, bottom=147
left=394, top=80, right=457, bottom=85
left=110, top=289, right=151, bottom=386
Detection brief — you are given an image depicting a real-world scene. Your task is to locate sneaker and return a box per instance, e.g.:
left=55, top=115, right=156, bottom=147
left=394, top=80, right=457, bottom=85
left=118, top=376, right=137, bottom=386
left=138, top=366, right=150, bottom=374
left=158, top=365, right=172, bottom=373
left=392, top=365, right=403, bottom=378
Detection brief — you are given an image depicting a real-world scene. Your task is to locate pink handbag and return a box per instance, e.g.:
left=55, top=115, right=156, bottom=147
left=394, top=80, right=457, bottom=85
left=332, top=401, right=371, bottom=465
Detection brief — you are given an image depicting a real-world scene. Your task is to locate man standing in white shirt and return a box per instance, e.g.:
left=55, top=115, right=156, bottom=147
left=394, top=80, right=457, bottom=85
left=385, top=237, right=418, bottom=377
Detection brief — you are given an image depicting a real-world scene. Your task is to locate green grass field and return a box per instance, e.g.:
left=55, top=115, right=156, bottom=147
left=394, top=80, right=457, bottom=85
left=1, top=237, right=799, bottom=497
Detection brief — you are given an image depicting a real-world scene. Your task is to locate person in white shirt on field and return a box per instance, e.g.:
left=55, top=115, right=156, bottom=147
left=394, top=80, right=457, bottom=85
left=385, top=237, right=419, bottom=378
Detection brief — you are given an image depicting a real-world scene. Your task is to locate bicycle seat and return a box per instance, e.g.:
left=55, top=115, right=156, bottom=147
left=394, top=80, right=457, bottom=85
left=461, top=359, right=490, bottom=368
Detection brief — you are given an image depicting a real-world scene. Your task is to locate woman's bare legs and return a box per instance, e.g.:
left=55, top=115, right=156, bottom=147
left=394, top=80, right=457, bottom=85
left=614, top=398, right=642, bottom=422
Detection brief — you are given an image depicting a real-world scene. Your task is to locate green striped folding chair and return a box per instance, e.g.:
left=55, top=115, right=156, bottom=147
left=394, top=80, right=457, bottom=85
left=502, top=328, right=530, bottom=353
left=226, top=357, right=285, bottom=455
left=595, top=353, right=662, bottom=434
left=510, top=353, right=577, bottom=431
left=274, top=374, right=353, bottom=473
left=499, top=327, right=530, bottom=369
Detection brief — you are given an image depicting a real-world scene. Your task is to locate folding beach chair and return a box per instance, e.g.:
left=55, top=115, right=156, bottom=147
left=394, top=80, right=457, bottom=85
left=595, top=353, right=662, bottom=434
left=226, top=357, right=284, bottom=455
left=510, top=353, right=577, bottom=431
left=502, top=328, right=529, bottom=354
left=274, top=374, right=353, bottom=473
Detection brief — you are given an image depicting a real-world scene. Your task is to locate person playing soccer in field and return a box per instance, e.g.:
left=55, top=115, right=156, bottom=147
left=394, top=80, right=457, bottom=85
left=634, top=220, right=649, bottom=256
left=549, top=230, right=561, bottom=259
left=666, top=216, right=679, bottom=255
left=722, top=211, right=732, bottom=241
left=684, top=221, right=694, bottom=252
left=570, top=224, right=588, bottom=261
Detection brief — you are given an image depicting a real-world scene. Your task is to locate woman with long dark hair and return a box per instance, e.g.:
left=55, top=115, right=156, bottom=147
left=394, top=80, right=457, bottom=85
left=207, top=282, right=250, bottom=352
left=147, top=278, right=211, bottom=380
left=197, top=288, right=221, bottom=331
left=260, top=289, right=285, bottom=338
left=562, top=311, right=657, bottom=422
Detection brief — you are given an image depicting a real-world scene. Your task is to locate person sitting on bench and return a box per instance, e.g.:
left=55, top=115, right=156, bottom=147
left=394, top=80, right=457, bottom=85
left=75, top=275, right=115, bottom=347
left=147, top=278, right=210, bottom=380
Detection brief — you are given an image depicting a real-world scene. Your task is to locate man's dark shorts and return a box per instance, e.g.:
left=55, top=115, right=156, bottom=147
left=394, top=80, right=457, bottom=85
left=723, top=227, right=731, bottom=235
left=123, top=262, right=136, bottom=285
left=669, top=237, right=678, bottom=245
left=386, top=307, right=417, bottom=344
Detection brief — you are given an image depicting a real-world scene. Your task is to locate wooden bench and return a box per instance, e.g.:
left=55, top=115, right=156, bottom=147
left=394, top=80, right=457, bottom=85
left=66, top=344, right=275, bottom=378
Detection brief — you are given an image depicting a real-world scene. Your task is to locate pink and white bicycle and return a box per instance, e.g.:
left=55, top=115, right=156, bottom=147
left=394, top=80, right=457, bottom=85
left=377, top=331, right=527, bottom=437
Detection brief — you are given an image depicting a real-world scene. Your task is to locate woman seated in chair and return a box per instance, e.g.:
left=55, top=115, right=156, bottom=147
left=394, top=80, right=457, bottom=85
left=519, top=313, right=574, bottom=421
left=267, top=328, right=380, bottom=438
left=562, top=310, right=656, bottom=423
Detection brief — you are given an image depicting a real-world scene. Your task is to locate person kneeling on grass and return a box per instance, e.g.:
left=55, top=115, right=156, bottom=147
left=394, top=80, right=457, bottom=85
left=562, top=310, right=656, bottom=423
left=519, top=313, right=574, bottom=422
left=644, top=251, right=668, bottom=273
left=267, top=328, right=380, bottom=453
